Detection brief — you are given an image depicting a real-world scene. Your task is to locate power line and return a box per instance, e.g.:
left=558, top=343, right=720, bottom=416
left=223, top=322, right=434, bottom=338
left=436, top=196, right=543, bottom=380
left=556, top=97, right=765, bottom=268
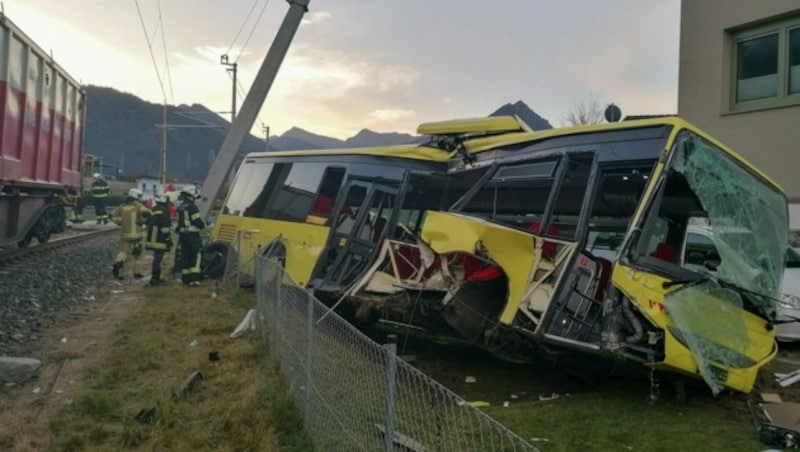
left=235, top=0, right=271, bottom=63
left=134, top=0, right=167, bottom=102
left=156, top=0, right=175, bottom=103
left=225, top=0, right=260, bottom=56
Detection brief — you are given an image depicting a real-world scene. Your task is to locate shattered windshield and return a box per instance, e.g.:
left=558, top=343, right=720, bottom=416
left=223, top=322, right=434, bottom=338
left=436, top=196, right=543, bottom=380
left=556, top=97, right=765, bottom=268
left=671, top=133, right=788, bottom=300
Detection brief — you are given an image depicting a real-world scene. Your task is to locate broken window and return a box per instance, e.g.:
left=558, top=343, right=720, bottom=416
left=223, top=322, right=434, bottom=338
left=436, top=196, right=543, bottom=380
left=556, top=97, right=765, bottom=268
left=669, top=133, right=787, bottom=300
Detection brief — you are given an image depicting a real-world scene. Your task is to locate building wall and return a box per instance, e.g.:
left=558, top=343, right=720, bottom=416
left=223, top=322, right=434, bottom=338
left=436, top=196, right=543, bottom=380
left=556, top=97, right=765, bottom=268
left=678, top=1, right=800, bottom=207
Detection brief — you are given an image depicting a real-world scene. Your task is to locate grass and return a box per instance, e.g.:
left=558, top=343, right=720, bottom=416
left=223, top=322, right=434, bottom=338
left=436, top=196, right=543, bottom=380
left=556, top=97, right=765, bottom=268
left=46, top=275, right=769, bottom=451
left=48, top=283, right=313, bottom=451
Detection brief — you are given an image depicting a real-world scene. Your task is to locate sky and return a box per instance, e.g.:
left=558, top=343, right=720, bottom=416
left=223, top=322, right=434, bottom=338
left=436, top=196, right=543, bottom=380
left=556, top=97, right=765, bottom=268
left=3, top=0, right=681, bottom=140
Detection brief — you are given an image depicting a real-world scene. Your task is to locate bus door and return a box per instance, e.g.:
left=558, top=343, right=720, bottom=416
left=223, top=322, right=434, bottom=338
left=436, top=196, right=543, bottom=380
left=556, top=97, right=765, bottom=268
left=540, top=163, right=653, bottom=349
left=317, top=179, right=400, bottom=291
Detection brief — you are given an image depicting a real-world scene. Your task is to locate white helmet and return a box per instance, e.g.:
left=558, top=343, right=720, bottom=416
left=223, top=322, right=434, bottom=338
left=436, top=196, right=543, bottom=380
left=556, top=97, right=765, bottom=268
left=181, top=186, right=201, bottom=199
left=128, top=188, right=143, bottom=199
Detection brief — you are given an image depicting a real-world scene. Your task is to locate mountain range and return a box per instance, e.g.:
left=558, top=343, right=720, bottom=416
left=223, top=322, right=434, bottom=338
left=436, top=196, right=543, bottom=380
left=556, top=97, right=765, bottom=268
left=84, top=85, right=553, bottom=182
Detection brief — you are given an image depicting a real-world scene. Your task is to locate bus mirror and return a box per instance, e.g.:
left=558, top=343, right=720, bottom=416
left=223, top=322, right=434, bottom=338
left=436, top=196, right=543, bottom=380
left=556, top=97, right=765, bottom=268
left=704, top=259, right=720, bottom=272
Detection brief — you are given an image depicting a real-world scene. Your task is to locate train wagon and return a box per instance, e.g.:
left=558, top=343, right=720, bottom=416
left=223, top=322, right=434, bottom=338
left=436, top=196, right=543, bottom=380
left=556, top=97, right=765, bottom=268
left=0, top=13, right=86, bottom=247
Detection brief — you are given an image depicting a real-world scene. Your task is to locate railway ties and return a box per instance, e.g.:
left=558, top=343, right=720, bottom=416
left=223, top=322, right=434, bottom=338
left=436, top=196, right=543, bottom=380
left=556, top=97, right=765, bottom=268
left=0, top=227, right=118, bottom=269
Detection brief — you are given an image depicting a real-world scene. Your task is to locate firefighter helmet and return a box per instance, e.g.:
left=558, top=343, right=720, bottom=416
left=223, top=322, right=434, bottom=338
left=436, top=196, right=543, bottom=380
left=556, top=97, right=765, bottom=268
left=128, top=188, right=143, bottom=199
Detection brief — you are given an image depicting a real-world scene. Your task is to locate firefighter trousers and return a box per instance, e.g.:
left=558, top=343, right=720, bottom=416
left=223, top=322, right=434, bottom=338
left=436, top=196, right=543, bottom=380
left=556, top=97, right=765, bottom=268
left=179, top=232, right=203, bottom=284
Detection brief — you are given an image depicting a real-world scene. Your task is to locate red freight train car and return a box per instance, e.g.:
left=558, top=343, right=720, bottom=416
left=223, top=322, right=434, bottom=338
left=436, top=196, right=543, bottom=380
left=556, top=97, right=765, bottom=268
left=0, top=13, right=85, bottom=247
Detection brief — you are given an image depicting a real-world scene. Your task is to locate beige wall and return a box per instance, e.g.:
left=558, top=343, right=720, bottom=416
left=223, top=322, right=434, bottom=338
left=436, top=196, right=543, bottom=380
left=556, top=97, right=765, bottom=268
left=678, top=0, right=800, bottom=200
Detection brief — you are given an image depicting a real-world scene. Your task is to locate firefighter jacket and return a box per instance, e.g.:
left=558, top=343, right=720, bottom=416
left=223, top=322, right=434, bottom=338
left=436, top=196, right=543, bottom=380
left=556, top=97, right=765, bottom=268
left=91, top=179, right=110, bottom=199
left=177, top=200, right=205, bottom=233
left=112, top=200, right=151, bottom=241
left=145, top=202, right=173, bottom=251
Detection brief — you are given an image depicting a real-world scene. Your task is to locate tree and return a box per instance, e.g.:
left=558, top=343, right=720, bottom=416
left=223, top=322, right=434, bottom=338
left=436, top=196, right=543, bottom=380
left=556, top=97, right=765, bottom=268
left=562, top=99, right=605, bottom=126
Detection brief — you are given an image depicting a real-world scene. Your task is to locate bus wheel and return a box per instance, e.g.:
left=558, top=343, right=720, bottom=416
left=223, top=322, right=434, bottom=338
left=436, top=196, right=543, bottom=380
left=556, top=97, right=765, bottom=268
left=202, top=241, right=236, bottom=279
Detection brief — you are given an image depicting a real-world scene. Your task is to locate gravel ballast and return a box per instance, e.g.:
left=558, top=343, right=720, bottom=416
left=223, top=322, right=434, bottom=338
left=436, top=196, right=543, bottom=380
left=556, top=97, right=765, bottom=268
left=0, top=235, right=119, bottom=358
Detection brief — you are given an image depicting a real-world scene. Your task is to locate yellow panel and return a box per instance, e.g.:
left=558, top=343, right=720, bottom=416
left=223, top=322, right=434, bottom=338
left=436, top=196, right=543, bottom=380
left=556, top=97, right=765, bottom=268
left=417, top=116, right=530, bottom=136
left=611, top=263, right=776, bottom=393
left=420, top=211, right=535, bottom=325
left=211, top=214, right=331, bottom=286
left=246, top=144, right=450, bottom=162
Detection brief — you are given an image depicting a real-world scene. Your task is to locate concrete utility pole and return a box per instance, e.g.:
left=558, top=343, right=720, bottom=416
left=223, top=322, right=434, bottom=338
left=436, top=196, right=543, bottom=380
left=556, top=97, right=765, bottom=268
left=220, top=54, right=238, bottom=121
left=197, top=0, right=310, bottom=219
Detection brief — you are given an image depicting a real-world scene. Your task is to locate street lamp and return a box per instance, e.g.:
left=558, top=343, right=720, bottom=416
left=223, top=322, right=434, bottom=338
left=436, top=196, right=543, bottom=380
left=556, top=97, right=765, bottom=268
left=220, top=54, right=238, bottom=122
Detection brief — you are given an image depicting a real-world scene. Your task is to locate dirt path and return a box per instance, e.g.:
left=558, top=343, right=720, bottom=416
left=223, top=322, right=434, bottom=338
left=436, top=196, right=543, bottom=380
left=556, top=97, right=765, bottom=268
left=0, top=279, right=145, bottom=451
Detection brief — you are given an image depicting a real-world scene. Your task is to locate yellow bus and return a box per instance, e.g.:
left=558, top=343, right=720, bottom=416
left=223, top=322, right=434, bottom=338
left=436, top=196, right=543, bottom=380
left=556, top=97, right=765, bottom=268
left=212, top=115, right=789, bottom=394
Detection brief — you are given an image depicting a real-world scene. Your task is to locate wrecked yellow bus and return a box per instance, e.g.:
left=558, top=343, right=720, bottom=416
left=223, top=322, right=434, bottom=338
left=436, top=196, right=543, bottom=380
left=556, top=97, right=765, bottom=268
left=212, top=116, right=789, bottom=394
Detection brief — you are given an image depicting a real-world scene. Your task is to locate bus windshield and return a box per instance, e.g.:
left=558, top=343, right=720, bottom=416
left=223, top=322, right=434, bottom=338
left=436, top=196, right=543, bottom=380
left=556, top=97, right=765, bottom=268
left=636, top=131, right=788, bottom=302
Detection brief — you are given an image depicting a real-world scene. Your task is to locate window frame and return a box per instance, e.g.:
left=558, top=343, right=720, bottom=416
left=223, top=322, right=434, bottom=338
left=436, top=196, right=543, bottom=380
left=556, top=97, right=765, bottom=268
left=728, top=14, right=800, bottom=113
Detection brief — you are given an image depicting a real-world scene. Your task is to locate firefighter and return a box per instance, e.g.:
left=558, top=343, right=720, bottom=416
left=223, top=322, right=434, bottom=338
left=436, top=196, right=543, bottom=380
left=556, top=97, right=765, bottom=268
left=111, top=188, right=150, bottom=280
left=91, top=176, right=111, bottom=224
left=176, top=186, right=205, bottom=286
left=144, top=192, right=174, bottom=286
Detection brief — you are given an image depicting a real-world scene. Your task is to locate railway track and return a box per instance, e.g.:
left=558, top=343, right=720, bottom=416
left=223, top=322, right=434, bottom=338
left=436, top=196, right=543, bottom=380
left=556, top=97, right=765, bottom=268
left=0, top=227, right=118, bottom=268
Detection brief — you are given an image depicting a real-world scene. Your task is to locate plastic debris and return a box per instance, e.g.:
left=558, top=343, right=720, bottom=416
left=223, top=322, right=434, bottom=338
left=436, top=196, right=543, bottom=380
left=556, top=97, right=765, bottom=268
left=510, top=394, right=519, bottom=400
left=775, top=368, right=800, bottom=387
left=465, top=376, right=477, bottom=384
left=230, top=309, right=258, bottom=339
left=539, top=393, right=559, bottom=401
left=530, top=438, right=550, bottom=443
left=502, top=401, right=510, bottom=408
left=174, top=371, right=204, bottom=398
left=32, top=386, right=41, bottom=394
left=188, top=339, right=199, bottom=347
left=209, top=351, right=220, bottom=363
left=457, top=400, right=490, bottom=408
left=60, top=337, right=68, bottom=344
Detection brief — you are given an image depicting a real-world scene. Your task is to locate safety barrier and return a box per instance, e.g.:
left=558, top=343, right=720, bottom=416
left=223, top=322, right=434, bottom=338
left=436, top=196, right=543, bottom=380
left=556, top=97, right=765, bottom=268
left=254, top=253, right=537, bottom=451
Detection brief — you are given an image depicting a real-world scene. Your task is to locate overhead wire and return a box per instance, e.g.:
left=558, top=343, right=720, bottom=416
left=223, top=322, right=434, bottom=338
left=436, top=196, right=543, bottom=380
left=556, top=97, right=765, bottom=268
left=156, top=0, right=175, bottom=103
left=134, top=0, right=167, bottom=103
left=225, top=0, right=260, bottom=57
left=235, top=0, right=271, bottom=63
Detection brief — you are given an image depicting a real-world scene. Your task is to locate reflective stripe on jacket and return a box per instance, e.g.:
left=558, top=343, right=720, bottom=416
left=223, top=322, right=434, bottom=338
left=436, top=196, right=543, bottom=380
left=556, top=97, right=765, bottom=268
left=177, top=201, right=204, bottom=233
left=113, top=201, right=150, bottom=241
left=145, top=203, right=173, bottom=250
left=91, top=180, right=110, bottom=198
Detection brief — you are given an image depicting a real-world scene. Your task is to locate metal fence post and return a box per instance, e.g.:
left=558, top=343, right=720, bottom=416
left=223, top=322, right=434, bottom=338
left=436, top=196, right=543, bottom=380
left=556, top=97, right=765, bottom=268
left=384, top=334, right=398, bottom=452
left=274, top=261, right=282, bottom=344
left=304, top=288, right=315, bottom=421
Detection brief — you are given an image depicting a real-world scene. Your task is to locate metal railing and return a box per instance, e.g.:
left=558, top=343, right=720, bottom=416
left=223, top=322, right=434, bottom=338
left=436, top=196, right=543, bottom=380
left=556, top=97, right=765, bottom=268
left=254, top=254, right=538, bottom=451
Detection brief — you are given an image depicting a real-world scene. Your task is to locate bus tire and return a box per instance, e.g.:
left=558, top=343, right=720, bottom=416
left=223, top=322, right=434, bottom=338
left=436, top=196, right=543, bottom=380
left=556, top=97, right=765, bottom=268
left=202, top=241, right=236, bottom=279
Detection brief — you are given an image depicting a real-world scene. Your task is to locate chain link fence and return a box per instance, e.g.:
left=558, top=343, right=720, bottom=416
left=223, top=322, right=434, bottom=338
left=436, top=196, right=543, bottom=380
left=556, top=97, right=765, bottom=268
left=254, top=254, right=538, bottom=451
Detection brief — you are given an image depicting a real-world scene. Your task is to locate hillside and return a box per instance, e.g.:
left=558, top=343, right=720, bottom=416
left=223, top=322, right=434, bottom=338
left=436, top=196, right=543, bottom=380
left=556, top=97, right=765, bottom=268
left=83, top=86, right=553, bottom=181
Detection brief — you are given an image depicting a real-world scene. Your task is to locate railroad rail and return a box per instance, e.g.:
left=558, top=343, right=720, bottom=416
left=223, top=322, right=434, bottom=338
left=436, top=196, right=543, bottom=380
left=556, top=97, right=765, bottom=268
left=0, top=227, right=118, bottom=268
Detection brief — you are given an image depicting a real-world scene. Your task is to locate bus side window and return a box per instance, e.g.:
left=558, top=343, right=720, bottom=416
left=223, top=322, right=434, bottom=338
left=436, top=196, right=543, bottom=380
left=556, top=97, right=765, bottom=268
left=307, top=167, right=346, bottom=224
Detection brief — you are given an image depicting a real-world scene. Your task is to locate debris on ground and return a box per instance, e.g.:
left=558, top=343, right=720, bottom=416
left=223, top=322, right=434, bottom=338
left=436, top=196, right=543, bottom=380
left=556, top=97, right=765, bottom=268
left=775, top=369, right=800, bottom=387
left=209, top=351, right=220, bottom=363
left=464, top=376, right=476, bottom=384
left=133, top=407, right=157, bottom=424
left=457, top=400, right=490, bottom=408
left=188, top=339, right=199, bottom=347
left=174, top=371, right=203, bottom=398
left=0, top=357, right=42, bottom=384
left=230, top=309, right=257, bottom=339
left=539, top=393, right=559, bottom=401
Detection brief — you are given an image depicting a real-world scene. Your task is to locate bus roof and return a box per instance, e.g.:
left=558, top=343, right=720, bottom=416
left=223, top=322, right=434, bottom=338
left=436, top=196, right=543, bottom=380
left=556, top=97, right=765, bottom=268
left=244, top=116, right=781, bottom=192
left=244, top=144, right=452, bottom=162
left=461, top=116, right=782, bottom=191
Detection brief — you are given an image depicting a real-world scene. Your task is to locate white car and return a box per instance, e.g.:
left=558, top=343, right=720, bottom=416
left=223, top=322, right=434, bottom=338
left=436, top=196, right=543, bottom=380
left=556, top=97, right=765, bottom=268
left=682, top=225, right=800, bottom=342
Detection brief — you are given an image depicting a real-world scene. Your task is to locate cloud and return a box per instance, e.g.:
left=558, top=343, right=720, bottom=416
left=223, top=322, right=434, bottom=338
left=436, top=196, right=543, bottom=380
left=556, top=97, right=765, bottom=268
left=370, top=109, right=415, bottom=122
left=302, top=11, right=332, bottom=25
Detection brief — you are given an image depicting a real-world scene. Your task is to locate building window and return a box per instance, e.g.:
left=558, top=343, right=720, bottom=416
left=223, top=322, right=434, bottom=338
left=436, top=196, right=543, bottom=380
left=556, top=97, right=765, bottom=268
left=791, top=28, right=800, bottom=94
left=736, top=33, right=778, bottom=102
left=731, top=15, right=800, bottom=111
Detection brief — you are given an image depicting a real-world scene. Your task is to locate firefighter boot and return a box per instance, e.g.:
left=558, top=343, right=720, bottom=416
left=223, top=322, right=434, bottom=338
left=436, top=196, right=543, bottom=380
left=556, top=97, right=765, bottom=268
left=112, top=262, right=123, bottom=280
left=148, top=270, right=163, bottom=286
